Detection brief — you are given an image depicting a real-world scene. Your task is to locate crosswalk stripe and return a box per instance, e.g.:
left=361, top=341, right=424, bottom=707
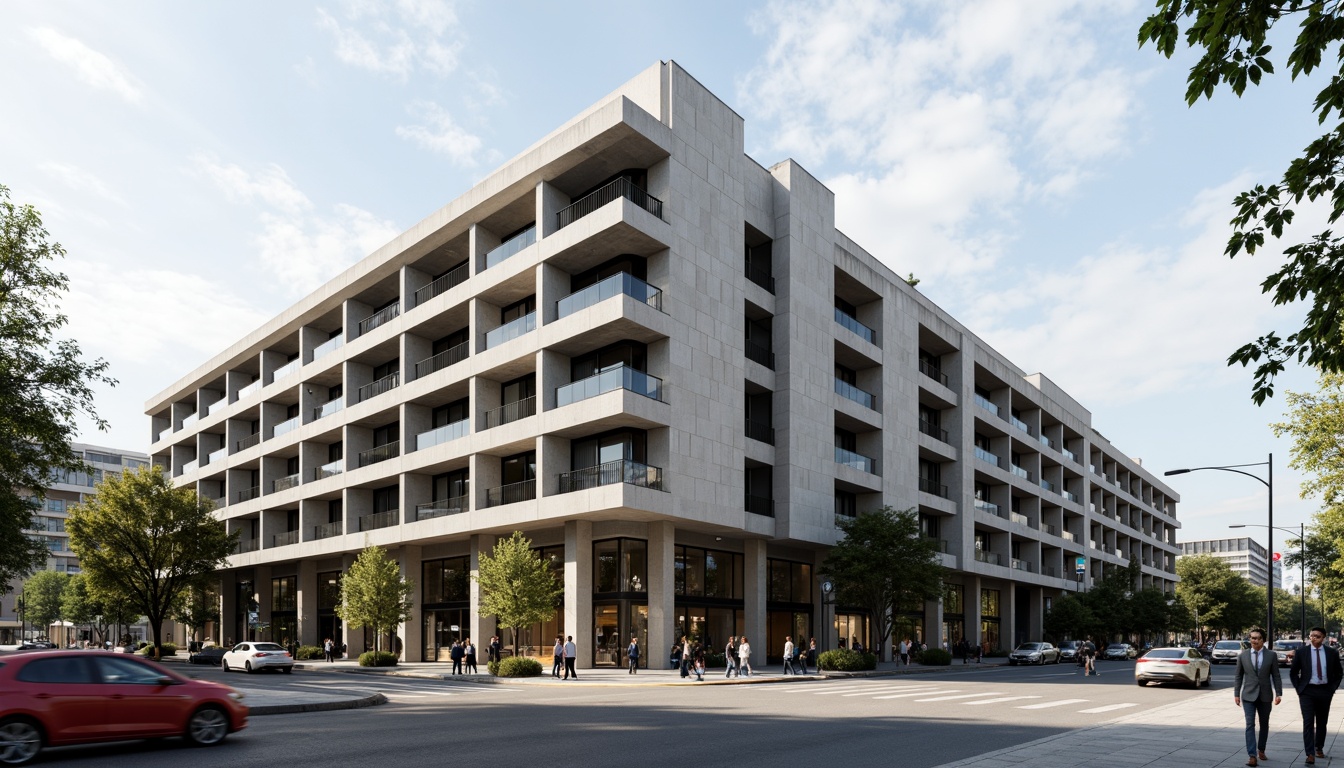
left=873, top=689, right=958, bottom=700
left=840, top=686, right=935, bottom=697
left=1078, top=703, right=1138, bottom=714
left=780, top=683, right=860, bottom=693
left=962, top=696, right=1042, bottom=705
left=913, top=692, right=1006, bottom=702
left=1017, top=699, right=1090, bottom=709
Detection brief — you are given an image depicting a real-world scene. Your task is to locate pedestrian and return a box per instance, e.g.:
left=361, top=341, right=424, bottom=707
left=489, top=635, right=501, bottom=665
left=853, top=638, right=864, bottom=654
left=724, top=636, right=738, bottom=678
left=563, top=635, right=578, bottom=679
left=680, top=635, right=692, bottom=679
left=627, top=633, right=640, bottom=674
left=803, top=637, right=817, bottom=674
left=692, top=642, right=705, bottom=681
left=1081, top=641, right=1098, bottom=677
left=465, top=638, right=477, bottom=674
left=323, top=637, right=335, bottom=663
left=670, top=641, right=682, bottom=670
left=1290, top=625, right=1342, bottom=764
left=783, top=636, right=796, bottom=675
left=552, top=636, right=565, bottom=678
left=738, top=636, right=753, bottom=677
left=1234, top=627, right=1282, bottom=766
left=899, top=638, right=910, bottom=666
left=450, top=640, right=464, bottom=675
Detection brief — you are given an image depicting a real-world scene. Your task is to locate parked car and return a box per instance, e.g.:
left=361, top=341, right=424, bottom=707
left=1103, top=643, right=1137, bottom=660
left=1135, top=647, right=1212, bottom=688
left=1211, top=639, right=1250, bottom=664
left=0, top=649, right=247, bottom=765
left=14, top=642, right=55, bottom=651
left=189, top=646, right=228, bottom=666
left=1059, top=640, right=1093, bottom=662
left=1008, top=642, right=1061, bottom=665
left=220, top=642, right=293, bottom=674
left=1273, top=639, right=1305, bottom=664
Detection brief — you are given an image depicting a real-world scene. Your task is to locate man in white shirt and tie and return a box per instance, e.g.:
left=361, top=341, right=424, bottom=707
left=1234, top=628, right=1282, bottom=766
left=1290, top=626, right=1344, bottom=764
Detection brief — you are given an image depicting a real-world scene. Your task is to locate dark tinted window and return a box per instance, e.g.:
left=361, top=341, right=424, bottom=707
left=16, top=656, right=93, bottom=684
left=1146, top=649, right=1183, bottom=659
left=95, top=656, right=167, bottom=685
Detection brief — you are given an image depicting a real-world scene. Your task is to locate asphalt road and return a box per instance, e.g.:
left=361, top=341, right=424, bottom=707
left=37, top=658, right=1234, bottom=768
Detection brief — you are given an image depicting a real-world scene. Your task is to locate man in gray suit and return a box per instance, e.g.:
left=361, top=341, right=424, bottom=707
left=1234, top=627, right=1283, bottom=766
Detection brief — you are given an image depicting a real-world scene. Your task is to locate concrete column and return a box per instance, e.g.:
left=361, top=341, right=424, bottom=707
left=297, top=559, right=318, bottom=647
left=397, top=545, right=422, bottom=662
left=564, top=520, right=593, bottom=669
left=925, top=595, right=942, bottom=651
left=537, top=181, right=568, bottom=239
left=538, top=262, right=569, bottom=325
left=743, top=538, right=767, bottom=667
left=1006, top=585, right=1018, bottom=650
left=402, top=264, right=430, bottom=311
left=470, top=533, right=497, bottom=656
left=646, top=521, right=675, bottom=670
left=965, top=575, right=982, bottom=649
left=253, top=566, right=272, bottom=643
left=1029, top=586, right=1044, bottom=640
left=469, top=224, right=501, bottom=276
left=340, top=553, right=356, bottom=656
left=218, top=572, right=236, bottom=647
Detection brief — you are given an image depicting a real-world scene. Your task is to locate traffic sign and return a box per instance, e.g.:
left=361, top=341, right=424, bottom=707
left=1075, top=557, right=1086, bottom=574
left=1273, top=552, right=1282, bottom=562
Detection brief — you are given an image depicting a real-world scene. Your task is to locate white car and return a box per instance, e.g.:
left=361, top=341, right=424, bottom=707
left=1136, top=647, right=1212, bottom=688
left=1211, top=639, right=1249, bottom=664
left=221, top=642, right=294, bottom=674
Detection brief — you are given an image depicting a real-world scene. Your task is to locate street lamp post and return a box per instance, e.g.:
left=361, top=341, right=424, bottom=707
left=1165, top=454, right=1274, bottom=637
left=1231, top=522, right=1306, bottom=639
left=16, top=596, right=24, bottom=643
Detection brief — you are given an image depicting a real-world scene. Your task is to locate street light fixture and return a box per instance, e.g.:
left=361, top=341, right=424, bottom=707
left=1165, top=454, right=1274, bottom=637
left=1230, top=522, right=1306, bottom=640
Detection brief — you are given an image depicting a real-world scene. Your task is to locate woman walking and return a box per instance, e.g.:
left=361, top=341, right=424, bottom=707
left=464, top=638, right=477, bottom=674
left=738, top=636, right=753, bottom=677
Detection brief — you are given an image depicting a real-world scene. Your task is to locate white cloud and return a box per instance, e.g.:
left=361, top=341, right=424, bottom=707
left=37, top=162, right=126, bottom=206
left=190, top=154, right=312, bottom=215
left=395, top=101, right=486, bottom=166
left=26, top=26, right=144, bottom=104
left=316, top=0, right=463, bottom=78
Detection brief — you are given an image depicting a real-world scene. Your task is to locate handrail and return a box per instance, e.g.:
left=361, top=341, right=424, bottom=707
left=358, top=441, right=400, bottom=467
left=358, top=372, right=400, bottom=403
left=556, top=365, right=662, bottom=407
left=484, top=312, right=535, bottom=349
left=312, top=460, right=343, bottom=481
left=834, top=377, right=876, bottom=410
left=272, top=474, right=300, bottom=493
left=745, top=338, right=775, bottom=369
left=556, top=272, right=663, bottom=318
left=235, top=432, right=261, bottom=452
left=416, top=496, right=468, bottom=520
left=416, top=419, right=469, bottom=451
left=358, top=303, right=401, bottom=336
left=556, top=177, right=663, bottom=229
left=314, top=521, right=343, bottom=540
left=834, top=307, right=876, bottom=344
left=918, top=359, right=949, bottom=386
left=483, top=397, right=536, bottom=429
left=745, top=494, right=775, bottom=517
left=359, top=510, right=397, bottom=532
left=414, top=262, right=470, bottom=306
left=312, top=334, right=344, bottom=361
left=835, top=446, right=878, bottom=475
left=557, top=459, right=664, bottom=493
left=313, top=397, right=344, bottom=421
left=484, top=225, right=536, bottom=270
left=485, top=479, right=536, bottom=507
left=745, top=419, right=775, bottom=446
left=414, top=341, right=469, bottom=380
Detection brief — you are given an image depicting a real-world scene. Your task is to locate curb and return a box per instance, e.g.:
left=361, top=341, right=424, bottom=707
left=249, top=691, right=387, bottom=716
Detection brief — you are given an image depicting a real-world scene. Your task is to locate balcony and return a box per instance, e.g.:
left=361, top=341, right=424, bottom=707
left=416, top=496, right=467, bottom=521
left=1010, top=558, right=1036, bottom=573
left=1010, top=464, right=1033, bottom=482
left=485, top=479, right=536, bottom=508
left=744, top=338, right=775, bottom=369
left=1039, top=478, right=1056, bottom=493
left=557, top=365, right=662, bottom=408
left=358, top=442, right=400, bottom=468
left=484, top=312, right=535, bottom=350
left=1043, top=522, right=1059, bottom=536
left=1038, top=434, right=1056, bottom=450
left=272, top=473, right=300, bottom=493
left=745, top=419, right=775, bottom=446
left=181, top=459, right=199, bottom=475
left=359, top=510, right=397, bottom=532
left=557, top=459, right=664, bottom=494
left=313, top=397, right=344, bottom=421
left=237, top=379, right=263, bottom=399
left=236, top=486, right=260, bottom=503
left=416, top=419, right=469, bottom=451
left=313, top=521, right=343, bottom=540
left=357, top=372, right=400, bottom=403
left=834, top=378, right=876, bottom=410
left=919, top=359, right=949, bottom=386
left=208, top=447, right=228, bottom=465
left=556, top=177, right=663, bottom=230
left=975, top=499, right=1001, bottom=517
left=745, top=262, right=775, bottom=294
left=484, top=396, right=536, bottom=429
left=1042, top=564, right=1060, bottom=578
left=359, top=303, right=401, bottom=336
left=272, top=358, right=301, bottom=382
left=414, top=262, right=470, bottom=306
left=484, top=225, right=537, bottom=270
left=414, top=341, right=469, bottom=380
left=312, top=334, right=344, bottom=362
left=273, top=416, right=301, bottom=438
left=918, top=476, right=948, bottom=498
left=312, top=459, right=343, bottom=481
left=235, top=432, right=261, bottom=452
left=835, top=446, right=878, bottom=475
left=744, top=494, right=775, bottom=517
left=235, top=537, right=258, bottom=555
left=974, top=550, right=1002, bottom=566
left=272, top=530, right=299, bottom=547
left=974, top=446, right=1001, bottom=468
left=1062, top=447, right=1077, bottom=462
left=1010, top=511, right=1030, bottom=526
left=557, top=272, right=662, bottom=319
left=181, top=412, right=199, bottom=430
left=834, top=307, right=876, bottom=345
left=208, top=398, right=229, bottom=417
left=1062, top=489, right=1079, bottom=503
left=1009, top=415, right=1031, bottom=434
left=1062, top=531, right=1078, bottom=543
left=923, top=536, right=951, bottom=553
left=918, top=420, right=949, bottom=442
left=973, top=393, right=999, bottom=417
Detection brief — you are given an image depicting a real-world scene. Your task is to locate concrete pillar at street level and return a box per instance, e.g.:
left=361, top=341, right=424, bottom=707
left=297, top=558, right=318, bottom=648
left=469, top=533, right=496, bottom=658
left=647, top=520, right=675, bottom=669
left=397, top=545, right=422, bottom=662
left=564, top=520, right=592, bottom=669
left=744, top=539, right=767, bottom=667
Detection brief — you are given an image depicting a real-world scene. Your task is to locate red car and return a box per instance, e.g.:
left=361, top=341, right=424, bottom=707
left=0, top=650, right=247, bottom=765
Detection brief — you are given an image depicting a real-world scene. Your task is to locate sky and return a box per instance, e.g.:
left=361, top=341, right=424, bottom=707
left=0, top=0, right=1329, bottom=568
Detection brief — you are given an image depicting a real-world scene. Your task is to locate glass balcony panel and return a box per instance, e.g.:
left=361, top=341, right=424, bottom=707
left=312, top=459, right=344, bottom=481
left=1039, top=478, right=1056, bottom=493
left=357, top=372, right=400, bottom=403
left=416, top=496, right=468, bottom=520
left=237, top=380, right=262, bottom=399
left=312, top=334, right=344, bottom=361
left=1009, top=415, right=1031, bottom=434
left=555, top=177, right=663, bottom=230
left=273, top=416, right=301, bottom=437
left=556, top=273, right=662, bottom=319
left=181, top=459, right=198, bottom=475
left=358, top=442, right=400, bottom=468
left=974, top=550, right=1001, bottom=566
left=235, top=537, right=259, bottom=554
left=974, top=446, right=1001, bottom=467
left=236, top=431, right=260, bottom=451
left=918, top=420, right=949, bottom=442
left=272, top=358, right=301, bottom=382
left=359, top=510, right=397, bottom=532
left=236, top=485, right=260, bottom=503
left=485, top=479, right=536, bottom=507
left=1062, top=448, right=1077, bottom=461
left=483, top=396, right=536, bottom=429
left=557, top=459, right=664, bottom=494
left=414, top=262, right=470, bottom=306
left=359, top=303, right=401, bottom=336
left=744, top=494, right=775, bottom=517
left=272, top=530, right=299, bottom=547
left=208, top=447, right=228, bottom=465
left=834, top=307, right=876, bottom=344
left=974, top=499, right=1002, bottom=517
left=834, top=446, right=878, bottom=475
left=313, top=521, right=343, bottom=540
left=973, top=394, right=1000, bottom=417
left=484, top=225, right=536, bottom=270
left=484, top=312, right=536, bottom=350
left=313, top=397, right=344, bottom=421
left=1010, top=464, right=1033, bottom=481
left=414, top=341, right=469, bottom=380
left=1039, top=433, right=1056, bottom=450
left=834, top=378, right=876, bottom=410
left=180, top=413, right=198, bottom=430
left=1063, top=490, right=1079, bottom=503
left=1062, top=531, right=1078, bottom=542
left=1010, top=558, right=1035, bottom=573
left=1043, top=522, right=1059, bottom=536
left=416, top=419, right=470, bottom=451
left=272, top=473, right=300, bottom=493
left=555, top=365, right=662, bottom=408
left=918, top=476, right=948, bottom=498
left=1010, top=511, right=1030, bottom=526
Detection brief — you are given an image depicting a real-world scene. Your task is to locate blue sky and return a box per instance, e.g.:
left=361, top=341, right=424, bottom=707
left=0, top=0, right=1328, bottom=564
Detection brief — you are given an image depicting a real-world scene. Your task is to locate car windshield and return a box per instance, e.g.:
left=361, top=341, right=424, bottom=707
left=1215, top=641, right=1242, bottom=649
left=1274, top=641, right=1304, bottom=650
left=1145, top=649, right=1184, bottom=659
left=1017, top=643, right=1042, bottom=650
left=254, top=643, right=286, bottom=651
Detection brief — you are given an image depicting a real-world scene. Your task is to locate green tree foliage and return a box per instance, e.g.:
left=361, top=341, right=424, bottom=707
left=22, top=569, right=68, bottom=634
left=173, top=585, right=219, bottom=644
left=821, top=507, right=945, bottom=660
left=475, top=531, right=563, bottom=658
left=1043, top=593, right=1097, bottom=640
left=60, top=572, right=95, bottom=630
left=1176, top=555, right=1262, bottom=638
left=0, top=185, right=115, bottom=585
left=66, top=465, right=234, bottom=657
left=1140, top=4, right=1344, bottom=404
left=336, top=545, right=414, bottom=656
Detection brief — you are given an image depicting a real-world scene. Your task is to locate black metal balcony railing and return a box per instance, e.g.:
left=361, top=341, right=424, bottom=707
left=744, top=493, right=775, bottom=517
left=359, top=510, right=397, bottom=532
left=485, top=479, right=536, bottom=508
left=745, top=419, right=775, bottom=446
left=358, top=372, right=400, bottom=403
left=414, top=341, right=469, bottom=380
left=358, top=302, right=401, bottom=336
left=313, top=521, right=343, bottom=540
left=557, top=460, right=664, bottom=494
left=745, top=338, right=775, bottom=369
left=358, top=441, right=400, bottom=468
left=556, top=177, right=663, bottom=230
left=413, top=262, right=469, bottom=307
left=236, top=485, right=260, bottom=503
left=918, top=476, right=949, bottom=499
left=235, top=432, right=261, bottom=452
left=919, top=359, right=949, bottom=386
left=745, top=261, right=775, bottom=294
left=918, top=419, right=949, bottom=442
left=416, top=496, right=467, bottom=520
left=484, top=396, right=536, bottom=429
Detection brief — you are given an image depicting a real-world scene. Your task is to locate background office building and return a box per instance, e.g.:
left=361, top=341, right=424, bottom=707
left=1178, top=537, right=1282, bottom=589
left=146, top=62, right=1180, bottom=666
left=0, top=443, right=151, bottom=644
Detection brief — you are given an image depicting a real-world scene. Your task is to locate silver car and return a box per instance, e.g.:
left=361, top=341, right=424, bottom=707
left=221, top=642, right=294, bottom=674
left=1136, top=647, right=1212, bottom=688
left=1211, top=639, right=1249, bottom=664
left=1008, top=642, right=1061, bottom=665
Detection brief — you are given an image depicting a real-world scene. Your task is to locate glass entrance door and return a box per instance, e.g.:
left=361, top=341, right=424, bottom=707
left=594, top=605, right=620, bottom=666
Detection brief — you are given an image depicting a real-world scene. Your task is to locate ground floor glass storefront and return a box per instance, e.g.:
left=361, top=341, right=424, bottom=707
left=594, top=601, right=648, bottom=667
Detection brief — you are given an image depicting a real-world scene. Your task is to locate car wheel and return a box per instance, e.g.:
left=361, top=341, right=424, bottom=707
left=1202, top=672, right=1212, bottom=687
left=245, top=661, right=253, bottom=673
left=185, top=706, right=229, bottom=747
left=221, top=660, right=230, bottom=673
left=1191, top=671, right=1201, bottom=689
left=0, top=717, right=43, bottom=766
left=1136, top=679, right=1146, bottom=687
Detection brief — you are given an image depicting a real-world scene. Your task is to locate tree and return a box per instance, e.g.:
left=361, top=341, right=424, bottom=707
left=1043, top=593, right=1098, bottom=641
left=0, top=185, right=115, bottom=585
left=336, top=544, right=414, bottom=655
left=1176, top=555, right=1262, bottom=637
left=61, top=572, right=96, bottom=639
left=174, top=585, right=219, bottom=646
left=475, top=531, right=564, bottom=659
left=66, top=465, right=235, bottom=657
left=821, top=507, right=945, bottom=661
left=22, top=569, right=68, bottom=637
left=1140, top=3, right=1344, bottom=404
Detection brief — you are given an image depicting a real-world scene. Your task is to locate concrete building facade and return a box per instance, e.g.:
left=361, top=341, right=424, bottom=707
left=1179, top=537, right=1282, bottom=589
left=146, top=62, right=1180, bottom=666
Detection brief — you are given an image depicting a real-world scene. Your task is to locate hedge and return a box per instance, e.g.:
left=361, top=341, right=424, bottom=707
left=140, top=643, right=177, bottom=657
left=358, top=650, right=399, bottom=667
left=919, top=648, right=952, bottom=666
left=817, top=648, right=877, bottom=671
left=295, top=645, right=324, bottom=660
left=491, top=656, right=543, bottom=677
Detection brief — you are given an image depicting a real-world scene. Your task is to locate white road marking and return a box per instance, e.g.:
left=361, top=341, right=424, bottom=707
left=873, top=689, right=959, bottom=699
left=962, top=696, right=1042, bottom=705
left=913, top=692, right=1006, bottom=702
left=840, top=686, right=936, bottom=697
left=1017, top=699, right=1090, bottom=709
left=780, top=683, right=863, bottom=693
left=1077, top=703, right=1139, bottom=714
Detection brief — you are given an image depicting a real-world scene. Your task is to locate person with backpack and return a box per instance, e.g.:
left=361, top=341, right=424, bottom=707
left=626, top=633, right=640, bottom=674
